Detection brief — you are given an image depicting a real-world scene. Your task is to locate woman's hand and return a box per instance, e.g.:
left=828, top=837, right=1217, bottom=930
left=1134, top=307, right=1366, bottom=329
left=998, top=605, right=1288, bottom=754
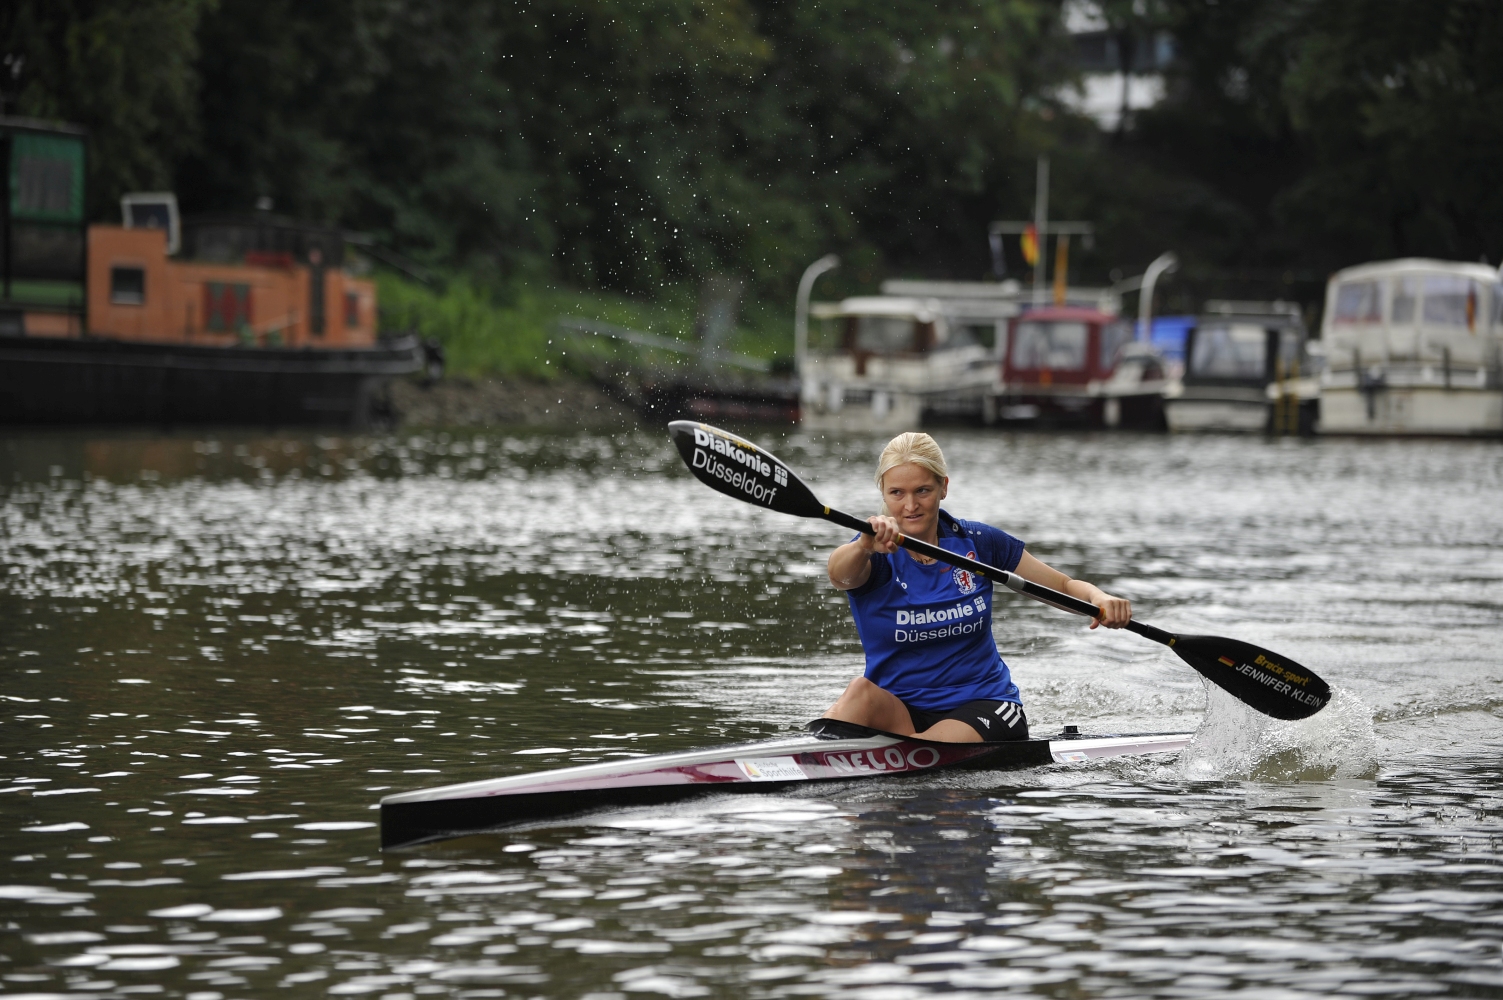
left=861, top=515, right=903, bottom=554
left=1090, top=592, right=1132, bottom=629
left=829, top=517, right=902, bottom=591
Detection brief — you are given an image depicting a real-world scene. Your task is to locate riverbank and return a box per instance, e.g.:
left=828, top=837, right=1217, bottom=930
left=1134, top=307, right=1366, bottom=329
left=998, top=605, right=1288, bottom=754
left=389, top=373, right=635, bottom=429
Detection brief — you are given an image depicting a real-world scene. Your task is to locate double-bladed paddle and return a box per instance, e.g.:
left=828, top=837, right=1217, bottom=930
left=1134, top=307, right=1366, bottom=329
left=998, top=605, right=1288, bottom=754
left=668, top=420, right=1329, bottom=721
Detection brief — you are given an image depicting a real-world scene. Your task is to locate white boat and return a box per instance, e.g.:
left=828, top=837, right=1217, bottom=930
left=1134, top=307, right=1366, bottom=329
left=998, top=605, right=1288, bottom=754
left=797, top=280, right=1124, bottom=432
left=1317, top=259, right=1503, bottom=436
left=799, top=292, right=1013, bottom=431
left=1163, top=301, right=1319, bottom=434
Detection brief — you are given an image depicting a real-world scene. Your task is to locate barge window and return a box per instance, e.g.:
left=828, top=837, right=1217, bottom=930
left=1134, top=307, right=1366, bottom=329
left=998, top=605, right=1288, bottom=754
left=1391, top=277, right=1419, bottom=324
left=855, top=315, right=917, bottom=353
left=13, top=137, right=80, bottom=220
left=1422, top=275, right=1481, bottom=329
left=1190, top=323, right=1266, bottom=378
left=1099, top=320, right=1133, bottom=368
left=1332, top=280, right=1382, bottom=323
left=1011, top=321, right=1086, bottom=370
left=205, top=282, right=253, bottom=332
left=110, top=266, right=146, bottom=306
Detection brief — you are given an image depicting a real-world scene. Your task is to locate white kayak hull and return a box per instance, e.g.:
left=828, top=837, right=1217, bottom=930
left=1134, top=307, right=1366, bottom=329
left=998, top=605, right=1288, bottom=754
left=380, top=720, right=1194, bottom=849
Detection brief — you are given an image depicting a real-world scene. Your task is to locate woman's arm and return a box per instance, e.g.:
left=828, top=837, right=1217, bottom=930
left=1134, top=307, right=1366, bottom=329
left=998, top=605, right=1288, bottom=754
left=827, top=515, right=902, bottom=591
left=1013, top=551, right=1131, bottom=628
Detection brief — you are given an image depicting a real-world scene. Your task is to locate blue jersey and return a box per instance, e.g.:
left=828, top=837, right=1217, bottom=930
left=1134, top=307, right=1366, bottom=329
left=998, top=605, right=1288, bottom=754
left=846, top=510, right=1025, bottom=712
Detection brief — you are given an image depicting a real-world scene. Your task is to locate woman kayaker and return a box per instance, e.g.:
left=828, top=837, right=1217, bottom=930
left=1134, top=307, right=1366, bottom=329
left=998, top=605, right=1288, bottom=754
left=825, top=432, right=1131, bottom=742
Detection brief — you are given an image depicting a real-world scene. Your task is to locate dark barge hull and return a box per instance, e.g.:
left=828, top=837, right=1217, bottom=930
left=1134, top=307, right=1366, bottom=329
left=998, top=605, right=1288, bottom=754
left=0, top=334, right=423, bottom=428
left=380, top=721, right=1194, bottom=849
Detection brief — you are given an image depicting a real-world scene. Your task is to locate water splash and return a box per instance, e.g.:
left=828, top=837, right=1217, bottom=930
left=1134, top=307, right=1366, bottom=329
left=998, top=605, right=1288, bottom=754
left=1178, top=682, right=1379, bottom=781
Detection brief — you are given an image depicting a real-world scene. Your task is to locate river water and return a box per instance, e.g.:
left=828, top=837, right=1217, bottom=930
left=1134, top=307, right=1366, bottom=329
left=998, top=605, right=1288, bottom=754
left=1, top=426, right=1500, bottom=1000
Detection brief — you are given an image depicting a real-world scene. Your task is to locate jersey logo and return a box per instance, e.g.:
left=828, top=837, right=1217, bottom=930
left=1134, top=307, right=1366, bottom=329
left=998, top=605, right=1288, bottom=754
left=953, top=564, right=979, bottom=595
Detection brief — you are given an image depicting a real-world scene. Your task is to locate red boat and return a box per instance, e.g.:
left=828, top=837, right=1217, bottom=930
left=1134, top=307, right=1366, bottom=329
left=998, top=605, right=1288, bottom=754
left=991, top=306, right=1167, bottom=428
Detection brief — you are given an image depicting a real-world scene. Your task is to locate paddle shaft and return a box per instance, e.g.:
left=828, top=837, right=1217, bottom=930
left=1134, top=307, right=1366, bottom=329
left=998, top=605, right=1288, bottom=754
left=824, top=505, right=1178, bottom=647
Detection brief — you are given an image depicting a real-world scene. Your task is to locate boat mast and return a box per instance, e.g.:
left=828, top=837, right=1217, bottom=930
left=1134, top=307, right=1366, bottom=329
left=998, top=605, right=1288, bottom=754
left=1033, top=155, right=1049, bottom=307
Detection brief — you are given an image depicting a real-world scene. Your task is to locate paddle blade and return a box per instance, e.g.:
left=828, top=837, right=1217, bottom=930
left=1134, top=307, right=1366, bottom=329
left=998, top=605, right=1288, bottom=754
left=668, top=421, right=827, bottom=518
left=1170, top=634, right=1330, bottom=720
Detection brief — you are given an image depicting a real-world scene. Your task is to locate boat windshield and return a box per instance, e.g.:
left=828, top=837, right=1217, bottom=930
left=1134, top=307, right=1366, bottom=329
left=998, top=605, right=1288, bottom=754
left=1332, top=280, right=1383, bottom=324
left=1099, top=320, right=1133, bottom=368
left=1277, top=329, right=1303, bottom=372
left=1011, top=321, right=1087, bottom=370
left=950, top=322, right=997, bottom=350
left=1392, top=276, right=1420, bottom=325
left=1190, top=323, right=1266, bottom=379
left=855, top=315, right=917, bottom=353
left=1422, top=275, right=1483, bottom=329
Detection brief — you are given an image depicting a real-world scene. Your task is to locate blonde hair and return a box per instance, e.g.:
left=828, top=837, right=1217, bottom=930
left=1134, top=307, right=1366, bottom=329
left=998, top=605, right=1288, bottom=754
left=875, top=432, right=948, bottom=488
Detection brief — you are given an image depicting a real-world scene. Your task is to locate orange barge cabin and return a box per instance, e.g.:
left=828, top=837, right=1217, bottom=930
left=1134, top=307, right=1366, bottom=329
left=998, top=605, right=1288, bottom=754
left=0, top=116, right=422, bottom=428
left=89, top=220, right=377, bottom=350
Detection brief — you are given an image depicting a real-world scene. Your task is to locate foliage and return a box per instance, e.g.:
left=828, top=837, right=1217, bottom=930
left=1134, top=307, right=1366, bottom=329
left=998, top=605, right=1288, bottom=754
left=3, top=0, right=1069, bottom=297
left=373, top=271, right=775, bottom=380
left=1277, top=0, right=1503, bottom=265
left=6, top=0, right=1503, bottom=336
left=1131, top=0, right=1503, bottom=273
left=1, top=0, right=209, bottom=219
left=180, top=0, right=535, bottom=271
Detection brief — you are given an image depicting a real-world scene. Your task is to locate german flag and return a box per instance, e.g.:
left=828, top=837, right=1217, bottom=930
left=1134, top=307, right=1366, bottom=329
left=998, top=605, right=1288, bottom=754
left=1020, top=224, right=1039, bottom=268
left=1218, top=656, right=1236, bottom=667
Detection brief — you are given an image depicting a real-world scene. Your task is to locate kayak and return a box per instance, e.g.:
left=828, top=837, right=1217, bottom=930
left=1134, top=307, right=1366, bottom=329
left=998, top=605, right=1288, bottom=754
left=381, top=721, right=1195, bottom=849
left=380, top=719, right=1194, bottom=850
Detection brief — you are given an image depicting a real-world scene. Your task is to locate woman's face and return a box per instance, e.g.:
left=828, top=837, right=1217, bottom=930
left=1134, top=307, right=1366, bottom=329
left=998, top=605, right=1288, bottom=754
left=881, top=462, right=947, bottom=538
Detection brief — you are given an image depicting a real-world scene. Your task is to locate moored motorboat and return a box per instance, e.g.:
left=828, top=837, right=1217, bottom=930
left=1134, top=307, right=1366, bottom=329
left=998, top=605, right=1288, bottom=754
left=380, top=720, right=1194, bottom=849
left=1163, top=301, right=1319, bottom=435
left=1318, top=258, right=1503, bottom=436
left=989, top=306, right=1167, bottom=428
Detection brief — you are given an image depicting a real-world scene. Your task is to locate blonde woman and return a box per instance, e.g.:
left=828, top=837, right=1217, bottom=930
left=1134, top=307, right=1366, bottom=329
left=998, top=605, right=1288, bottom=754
left=826, top=432, right=1131, bottom=742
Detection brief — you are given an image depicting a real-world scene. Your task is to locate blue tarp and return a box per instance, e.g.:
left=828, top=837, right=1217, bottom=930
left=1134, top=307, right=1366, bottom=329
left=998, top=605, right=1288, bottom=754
left=1146, top=315, right=1195, bottom=364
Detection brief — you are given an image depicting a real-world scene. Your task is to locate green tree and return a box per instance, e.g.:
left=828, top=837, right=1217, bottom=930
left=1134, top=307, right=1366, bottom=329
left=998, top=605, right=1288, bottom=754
left=742, top=0, right=1064, bottom=285
left=174, top=0, right=1069, bottom=295
left=180, top=0, right=539, bottom=271
left=1, top=0, right=209, bottom=219
left=1126, top=0, right=1503, bottom=282
left=1276, top=0, right=1503, bottom=264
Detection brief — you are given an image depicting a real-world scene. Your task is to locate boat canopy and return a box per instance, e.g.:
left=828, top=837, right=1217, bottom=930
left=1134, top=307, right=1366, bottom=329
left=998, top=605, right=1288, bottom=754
left=1190, top=323, right=1267, bottom=379
left=1321, top=258, right=1501, bottom=370
left=1012, top=319, right=1088, bottom=369
left=808, top=294, right=1016, bottom=357
left=1007, top=308, right=1131, bottom=374
left=1187, top=322, right=1304, bottom=381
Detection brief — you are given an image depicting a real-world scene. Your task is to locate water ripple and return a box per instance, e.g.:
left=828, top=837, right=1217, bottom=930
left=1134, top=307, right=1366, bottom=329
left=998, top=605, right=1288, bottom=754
left=1, top=428, right=1500, bottom=997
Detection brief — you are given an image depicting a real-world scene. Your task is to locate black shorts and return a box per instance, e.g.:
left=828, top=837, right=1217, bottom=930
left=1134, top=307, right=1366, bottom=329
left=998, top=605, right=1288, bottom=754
left=904, top=698, right=1028, bottom=741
